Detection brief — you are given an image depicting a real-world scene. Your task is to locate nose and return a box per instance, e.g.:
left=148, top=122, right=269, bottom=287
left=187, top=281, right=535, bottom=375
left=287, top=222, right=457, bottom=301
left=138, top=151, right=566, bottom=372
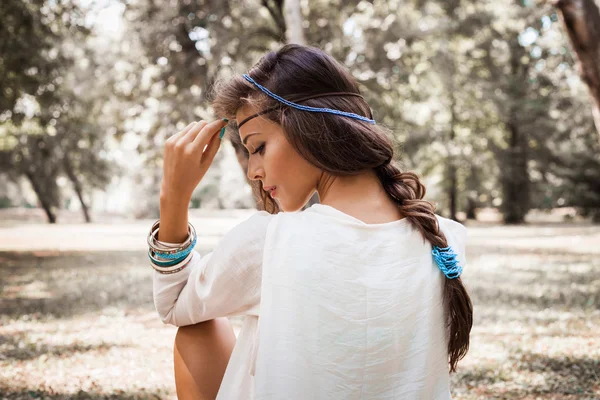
left=246, top=157, right=264, bottom=181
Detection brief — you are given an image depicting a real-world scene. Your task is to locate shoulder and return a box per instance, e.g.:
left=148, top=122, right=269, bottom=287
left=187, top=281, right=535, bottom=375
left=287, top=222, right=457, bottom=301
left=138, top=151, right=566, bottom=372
left=207, top=210, right=277, bottom=260
left=435, top=214, right=467, bottom=239
left=435, top=215, right=468, bottom=266
left=226, top=210, right=276, bottom=238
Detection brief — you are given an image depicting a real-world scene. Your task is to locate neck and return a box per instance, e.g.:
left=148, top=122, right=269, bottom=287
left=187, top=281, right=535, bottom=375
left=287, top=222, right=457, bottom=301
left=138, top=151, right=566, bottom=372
left=317, top=169, right=400, bottom=222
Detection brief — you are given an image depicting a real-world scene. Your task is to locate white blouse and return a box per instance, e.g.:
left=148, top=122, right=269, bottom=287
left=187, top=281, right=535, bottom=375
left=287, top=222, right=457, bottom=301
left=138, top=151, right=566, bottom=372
left=153, top=203, right=467, bottom=399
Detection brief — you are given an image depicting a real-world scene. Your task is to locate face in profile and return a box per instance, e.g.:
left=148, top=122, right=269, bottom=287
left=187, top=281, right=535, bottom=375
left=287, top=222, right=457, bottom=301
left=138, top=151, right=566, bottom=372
left=236, top=104, right=321, bottom=212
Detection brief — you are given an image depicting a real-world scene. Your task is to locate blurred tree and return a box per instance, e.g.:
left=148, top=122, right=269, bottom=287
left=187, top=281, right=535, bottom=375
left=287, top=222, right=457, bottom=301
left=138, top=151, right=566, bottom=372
left=122, top=0, right=282, bottom=213
left=123, top=0, right=321, bottom=212
left=284, top=0, right=306, bottom=44
left=552, top=0, right=600, bottom=137
left=3, top=125, right=62, bottom=223
left=501, top=35, right=532, bottom=224
left=0, top=0, right=118, bottom=223
left=0, top=0, right=83, bottom=222
left=0, top=0, right=78, bottom=117
left=122, top=0, right=599, bottom=222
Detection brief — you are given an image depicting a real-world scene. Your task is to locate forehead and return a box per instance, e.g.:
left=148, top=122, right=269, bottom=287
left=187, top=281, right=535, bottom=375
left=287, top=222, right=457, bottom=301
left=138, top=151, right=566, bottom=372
left=236, top=104, right=278, bottom=140
left=235, top=104, right=260, bottom=123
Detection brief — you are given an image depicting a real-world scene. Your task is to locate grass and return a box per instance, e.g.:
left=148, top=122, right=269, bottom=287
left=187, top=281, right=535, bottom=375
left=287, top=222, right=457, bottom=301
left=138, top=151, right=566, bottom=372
left=1, top=217, right=599, bottom=399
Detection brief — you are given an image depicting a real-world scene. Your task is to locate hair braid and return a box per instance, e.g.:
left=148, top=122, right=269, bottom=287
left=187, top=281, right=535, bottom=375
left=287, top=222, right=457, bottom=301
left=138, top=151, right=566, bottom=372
left=375, top=161, right=473, bottom=373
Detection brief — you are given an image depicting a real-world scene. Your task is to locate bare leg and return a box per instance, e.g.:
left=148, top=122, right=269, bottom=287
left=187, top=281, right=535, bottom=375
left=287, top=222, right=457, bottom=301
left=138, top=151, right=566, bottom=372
left=173, top=318, right=236, bottom=400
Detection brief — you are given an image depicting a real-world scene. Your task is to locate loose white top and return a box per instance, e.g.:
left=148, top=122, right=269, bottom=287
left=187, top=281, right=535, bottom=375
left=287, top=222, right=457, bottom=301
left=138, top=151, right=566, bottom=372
left=153, top=203, right=467, bottom=399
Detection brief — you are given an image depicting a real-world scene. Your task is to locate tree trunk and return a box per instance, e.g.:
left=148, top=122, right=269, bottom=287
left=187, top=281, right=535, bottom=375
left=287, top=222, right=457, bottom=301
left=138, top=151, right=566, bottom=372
left=501, top=39, right=530, bottom=224
left=448, top=164, right=457, bottom=220
left=283, top=0, right=306, bottom=44
left=466, top=197, right=477, bottom=220
left=439, top=40, right=458, bottom=221
left=261, top=0, right=287, bottom=38
left=25, top=171, right=57, bottom=224
left=63, top=154, right=91, bottom=223
left=448, top=87, right=458, bottom=221
left=553, top=0, right=600, bottom=138
left=502, top=116, right=529, bottom=224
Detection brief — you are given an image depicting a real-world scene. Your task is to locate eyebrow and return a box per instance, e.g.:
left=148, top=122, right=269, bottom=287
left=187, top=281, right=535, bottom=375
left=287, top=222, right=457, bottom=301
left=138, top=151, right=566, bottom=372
left=242, top=132, right=260, bottom=146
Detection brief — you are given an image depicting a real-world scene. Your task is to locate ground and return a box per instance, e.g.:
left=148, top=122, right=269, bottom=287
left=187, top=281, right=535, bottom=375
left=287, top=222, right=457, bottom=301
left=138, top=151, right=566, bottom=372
left=1, top=209, right=599, bottom=399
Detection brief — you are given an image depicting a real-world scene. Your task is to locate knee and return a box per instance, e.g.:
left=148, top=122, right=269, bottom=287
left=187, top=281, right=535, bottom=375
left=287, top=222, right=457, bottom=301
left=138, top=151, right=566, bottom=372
left=175, top=318, right=236, bottom=368
left=176, top=319, right=217, bottom=346
left=175, top=319, right=236, bottom=354
left=173, top=319, right=236, bottom=399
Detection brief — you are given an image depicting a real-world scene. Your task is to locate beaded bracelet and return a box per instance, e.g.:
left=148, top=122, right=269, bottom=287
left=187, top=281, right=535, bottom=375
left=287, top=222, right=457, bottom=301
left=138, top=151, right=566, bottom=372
left=150, top=235, right=198, bottom=260
left=148, top=249, right=189, bottom=267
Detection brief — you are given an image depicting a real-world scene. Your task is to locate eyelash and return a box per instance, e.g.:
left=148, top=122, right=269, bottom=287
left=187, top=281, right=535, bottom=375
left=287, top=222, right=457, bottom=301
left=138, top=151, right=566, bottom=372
left=251, top=144, right=265, bottom=155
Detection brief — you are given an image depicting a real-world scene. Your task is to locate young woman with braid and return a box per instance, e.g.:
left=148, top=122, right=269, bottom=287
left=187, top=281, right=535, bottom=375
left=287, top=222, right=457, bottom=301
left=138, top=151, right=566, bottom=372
left=150, top=44, right=473, bottom=399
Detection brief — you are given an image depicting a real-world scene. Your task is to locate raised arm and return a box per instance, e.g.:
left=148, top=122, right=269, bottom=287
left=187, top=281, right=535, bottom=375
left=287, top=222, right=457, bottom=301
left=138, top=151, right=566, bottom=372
left=152, top=210, right=275, bottom=326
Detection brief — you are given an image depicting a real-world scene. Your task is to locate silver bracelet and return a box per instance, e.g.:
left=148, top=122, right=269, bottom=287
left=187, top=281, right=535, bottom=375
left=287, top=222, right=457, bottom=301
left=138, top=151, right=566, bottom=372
left=150, top=251, right=194, bottom=273
left=148, top=219, right=195, bottom=251
left=149, top=226, right=194, bottom=251
left=147, top=220, right=197, bottom=256
left=152, top=261, right=191, bottom=274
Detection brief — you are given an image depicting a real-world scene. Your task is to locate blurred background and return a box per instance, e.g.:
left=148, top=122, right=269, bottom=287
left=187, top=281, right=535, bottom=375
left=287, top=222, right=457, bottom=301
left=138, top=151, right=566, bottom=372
left=1, top=0, right=599, bottom=398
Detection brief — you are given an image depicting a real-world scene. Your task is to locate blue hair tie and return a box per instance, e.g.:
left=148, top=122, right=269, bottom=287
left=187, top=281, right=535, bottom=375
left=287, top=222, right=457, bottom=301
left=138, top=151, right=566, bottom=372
left=242, top=74, right=376, bottom=124
left=432, top=246, right=463, bottom=279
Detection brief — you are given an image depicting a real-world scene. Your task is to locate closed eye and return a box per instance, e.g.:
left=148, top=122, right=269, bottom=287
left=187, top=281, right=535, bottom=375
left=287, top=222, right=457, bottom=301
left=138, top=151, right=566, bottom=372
left=252, top=143, right=265, bottom=155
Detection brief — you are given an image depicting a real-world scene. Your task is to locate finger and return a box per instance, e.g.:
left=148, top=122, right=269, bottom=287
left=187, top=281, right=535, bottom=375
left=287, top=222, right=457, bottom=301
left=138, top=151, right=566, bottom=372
left=168, top=122, right=196, bottom=142
left=181, top=120, right=208, bottom=144
left=193, top=119, right=228, bottom=146
left=190, top=119, right=228, bottom=152
left=200, top=131, right=222, bottom=167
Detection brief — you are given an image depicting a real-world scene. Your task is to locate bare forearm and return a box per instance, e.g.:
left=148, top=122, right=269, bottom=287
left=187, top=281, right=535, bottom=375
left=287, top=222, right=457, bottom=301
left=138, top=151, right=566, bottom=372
left=158, top=193, right=191, bottom=243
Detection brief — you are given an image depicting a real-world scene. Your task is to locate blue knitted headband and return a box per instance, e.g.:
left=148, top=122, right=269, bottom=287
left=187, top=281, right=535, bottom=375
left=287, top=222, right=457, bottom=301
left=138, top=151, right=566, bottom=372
left=239, top=74, right=376, bottom=127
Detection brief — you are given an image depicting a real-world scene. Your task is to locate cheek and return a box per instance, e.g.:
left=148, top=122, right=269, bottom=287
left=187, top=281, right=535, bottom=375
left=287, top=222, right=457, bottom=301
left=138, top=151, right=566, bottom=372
left=265, top=145, right=288, bottom=173
left=268, top=142, right=304, bottom=181
left=267, top=142, right=317, bottom=203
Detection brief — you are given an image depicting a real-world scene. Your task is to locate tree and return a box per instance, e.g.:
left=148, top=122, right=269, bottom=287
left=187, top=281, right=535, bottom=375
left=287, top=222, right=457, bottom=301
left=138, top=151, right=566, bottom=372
left=0, top=0, right=118, bottom=223
left=122, top=0, right=599, bottom=222
left=552, top=0, right=600, bottom=138
left=284, top=0, right=306, bottom=44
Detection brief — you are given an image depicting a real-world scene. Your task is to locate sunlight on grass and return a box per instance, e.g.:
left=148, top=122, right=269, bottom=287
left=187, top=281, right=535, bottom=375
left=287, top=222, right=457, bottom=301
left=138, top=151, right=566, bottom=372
left=1, top=222, right=599, bottom=398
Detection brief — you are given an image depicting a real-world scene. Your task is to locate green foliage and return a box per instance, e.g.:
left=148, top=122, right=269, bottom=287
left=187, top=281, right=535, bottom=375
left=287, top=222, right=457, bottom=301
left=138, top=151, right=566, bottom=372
left=1, top=0, right=598, bottom=222
left=0, top=0, right=118, bottom=222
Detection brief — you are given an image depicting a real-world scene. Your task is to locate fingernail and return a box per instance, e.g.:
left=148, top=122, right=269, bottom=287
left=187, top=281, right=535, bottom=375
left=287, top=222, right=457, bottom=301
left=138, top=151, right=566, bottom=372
left=219, top=127, right=226, bottom=139
left=222, top=118, right=229, bottom=122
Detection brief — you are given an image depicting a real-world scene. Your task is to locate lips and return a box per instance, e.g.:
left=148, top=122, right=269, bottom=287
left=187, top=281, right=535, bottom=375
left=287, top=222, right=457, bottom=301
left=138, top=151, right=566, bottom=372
left=263, top=185, right=277, bottom=198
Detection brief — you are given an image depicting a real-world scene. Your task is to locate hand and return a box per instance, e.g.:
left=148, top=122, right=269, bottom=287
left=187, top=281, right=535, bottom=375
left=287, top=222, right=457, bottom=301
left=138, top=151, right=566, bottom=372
left=160, top=119, right=228, bottom=201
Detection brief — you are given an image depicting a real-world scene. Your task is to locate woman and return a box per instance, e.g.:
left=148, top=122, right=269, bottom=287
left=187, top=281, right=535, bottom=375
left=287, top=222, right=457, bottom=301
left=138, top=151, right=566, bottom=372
left=150, top=44, right=473, bottom=399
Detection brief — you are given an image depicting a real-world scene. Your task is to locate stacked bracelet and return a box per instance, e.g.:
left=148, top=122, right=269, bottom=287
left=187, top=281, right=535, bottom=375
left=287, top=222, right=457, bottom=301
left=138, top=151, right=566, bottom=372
left=147, top=219, right=197, bottom=274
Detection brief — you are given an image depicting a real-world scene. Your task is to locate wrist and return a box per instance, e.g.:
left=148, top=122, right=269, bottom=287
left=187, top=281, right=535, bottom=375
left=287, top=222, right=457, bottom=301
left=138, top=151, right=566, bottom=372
left=160, top=189, right=191, bottom=206
left=158, top=196, right=191, bottom=244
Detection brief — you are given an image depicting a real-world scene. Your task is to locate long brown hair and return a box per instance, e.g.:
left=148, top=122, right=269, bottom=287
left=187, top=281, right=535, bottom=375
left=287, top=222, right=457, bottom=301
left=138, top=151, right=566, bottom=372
left=210, top=44, right=473, bottom=372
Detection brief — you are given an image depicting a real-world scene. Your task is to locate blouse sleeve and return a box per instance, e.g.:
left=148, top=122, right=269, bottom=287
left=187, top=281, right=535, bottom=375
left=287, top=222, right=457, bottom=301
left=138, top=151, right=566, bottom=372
left=152, top=210, right=275, bottom=327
